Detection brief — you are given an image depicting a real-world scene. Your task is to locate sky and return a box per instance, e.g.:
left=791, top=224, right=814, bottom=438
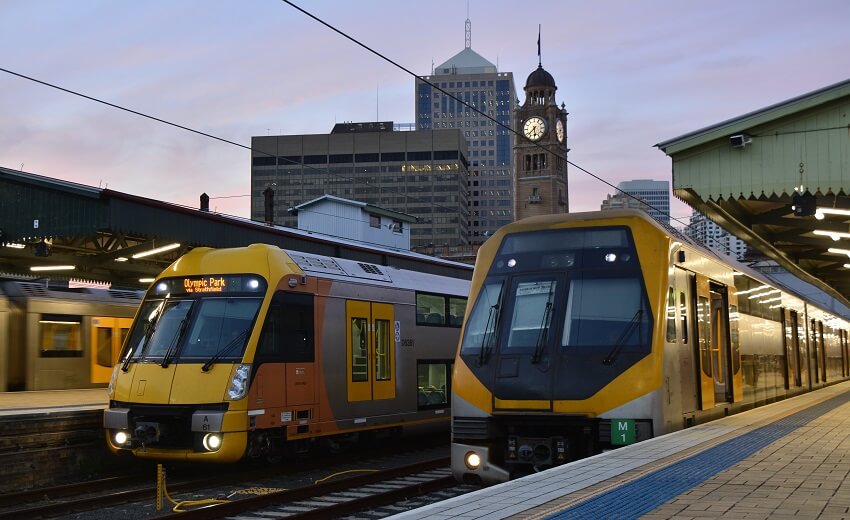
left=3, top=1, right=850, bottom=225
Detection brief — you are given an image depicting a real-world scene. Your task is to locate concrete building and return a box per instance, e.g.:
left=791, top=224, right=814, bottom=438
left=415, top=17, right=516, bottom=243
left=250, top=122, right=470, bottom=250
left=292, top=195, right=416, bottom=250
left=601, top=179, right=670, bottom=225
left=686, top=211, right=749, bottom=260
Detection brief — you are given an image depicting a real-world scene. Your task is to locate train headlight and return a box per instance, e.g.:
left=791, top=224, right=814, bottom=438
left=202, top=433, right=222, bottom=451
left=464, top=451, right=481, bottom=470
left=605, top=253, right=617, bottom=263
left=227, top=364, right=251, bottom=400
left=114, top=431, right=129, bottom=445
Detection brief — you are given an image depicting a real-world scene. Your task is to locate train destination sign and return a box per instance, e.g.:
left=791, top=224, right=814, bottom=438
left=184, top=276, right=227, bottom=293
left=153, top=274, right=267, bottom=296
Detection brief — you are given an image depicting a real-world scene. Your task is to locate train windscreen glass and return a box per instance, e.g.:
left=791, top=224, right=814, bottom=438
left=120, top=274, right=265, bottom=365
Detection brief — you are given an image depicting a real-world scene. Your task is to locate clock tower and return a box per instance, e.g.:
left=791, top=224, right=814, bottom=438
left=512, top=60, right=568, bottom=221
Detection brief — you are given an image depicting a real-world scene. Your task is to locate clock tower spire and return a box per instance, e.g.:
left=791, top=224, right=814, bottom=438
left=512, top=43, right=568, bottom=221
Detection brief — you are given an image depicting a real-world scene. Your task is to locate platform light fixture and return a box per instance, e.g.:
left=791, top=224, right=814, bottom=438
left=828, top=247, right=850, bottom=258
left=813, top=230, right=850, bottom=241
left=139, top=278, right=155, bottom=283
left=30, top=265, right=75, bottom=272
left=132, top=242, right=180, bottom=259
left=115, top=257, right=128, bottom=262
left=815, top=207, right=850, bottom=220
left=4, top=243, right=25, bottom=249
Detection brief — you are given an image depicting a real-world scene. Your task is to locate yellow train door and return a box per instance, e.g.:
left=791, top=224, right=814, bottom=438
left=90, top=317, right=132, bottom=384
left=728, top=291, right=743, bottom=402
left=345, top=300, right=396, bottom=402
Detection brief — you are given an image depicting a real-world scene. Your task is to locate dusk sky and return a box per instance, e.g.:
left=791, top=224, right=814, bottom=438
left=3, top=1, right=850, bottom=225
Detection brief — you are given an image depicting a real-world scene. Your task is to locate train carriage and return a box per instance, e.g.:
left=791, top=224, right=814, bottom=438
left=452, top=210, right=850, bottom=485
left=0, top=281, right=141, bottom=391
left=104, top=244, right=469, bottom=462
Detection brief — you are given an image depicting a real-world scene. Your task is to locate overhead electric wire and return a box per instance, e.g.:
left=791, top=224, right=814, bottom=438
left=279, top=0, right=738, bottom=254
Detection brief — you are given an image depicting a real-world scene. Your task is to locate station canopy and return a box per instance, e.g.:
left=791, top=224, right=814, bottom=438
left=657, top=78, right=850, bottom=307
left=0, top=167, right=472, bottom=288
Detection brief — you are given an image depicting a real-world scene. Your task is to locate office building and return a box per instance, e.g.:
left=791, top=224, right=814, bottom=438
left=686, top=211, right=749, bottom=260
left=250, top=122, right=470, bottom=249
left=605, top=179, right=670, bottom=225
left=415, top=17, right=516, bottom=243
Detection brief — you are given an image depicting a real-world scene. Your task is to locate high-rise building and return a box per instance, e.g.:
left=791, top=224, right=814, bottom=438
left=601, top=179, right=670, bottom=225
left=415, top=17, right=516, bottom=243
left=250, top=122, right=470, bottom=250
left=686, top=211, right=749, bottom=260
left=617, top=179, right=669, bottom=224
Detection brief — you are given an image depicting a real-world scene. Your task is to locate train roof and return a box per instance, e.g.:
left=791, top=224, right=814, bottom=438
left=0, top=280, right=143, bottom=304
left=284, top=249, right=469, bottom=296
left=499, top=210, right=850, bottom=322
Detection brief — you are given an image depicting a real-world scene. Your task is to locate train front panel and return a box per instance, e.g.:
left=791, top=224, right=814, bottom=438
left=452, top=212, right=669, bottom=484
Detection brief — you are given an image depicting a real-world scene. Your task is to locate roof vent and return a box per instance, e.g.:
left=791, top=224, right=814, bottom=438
left=358, top=263, right=384, bottom=276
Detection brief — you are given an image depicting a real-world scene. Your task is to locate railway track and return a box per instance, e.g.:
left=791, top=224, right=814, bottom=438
left=0, top=435, right=462, bottom=519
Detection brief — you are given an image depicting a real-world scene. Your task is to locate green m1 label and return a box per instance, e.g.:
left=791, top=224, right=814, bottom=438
left=611, top=419, right=635, bottom=445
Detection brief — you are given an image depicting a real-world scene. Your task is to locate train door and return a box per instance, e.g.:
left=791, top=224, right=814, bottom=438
left=676, top=269, right=697, bottom=415
left=811, top=319, right=820, bottom=384
left=694, top=276, right=734, bottom=408
left=90, top=317, right=132, bottom=384
left=345, top=300, right=395, bottom=402
left=727, top=291, right=743, bottom=402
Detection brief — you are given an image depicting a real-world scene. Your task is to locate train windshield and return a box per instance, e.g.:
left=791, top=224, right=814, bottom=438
left=460, top=226, right=652, bottom=361
left=121, top=274, right=266, bottom=366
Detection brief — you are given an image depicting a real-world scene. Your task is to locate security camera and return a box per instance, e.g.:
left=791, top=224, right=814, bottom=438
left=730, top=134, right=752, bottom=149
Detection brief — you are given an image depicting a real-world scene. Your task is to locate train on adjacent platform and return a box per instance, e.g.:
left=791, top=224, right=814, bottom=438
left=452, top=209, right=850, bottom=485
left=0, top=280, right=142, bottom=392
left=104, top=244, right=469, bottom=462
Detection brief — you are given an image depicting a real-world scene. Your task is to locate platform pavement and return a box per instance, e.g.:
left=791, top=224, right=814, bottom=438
left=0, top=388, right=107, bottom=416
left=393, top=382, right=850, bottom=519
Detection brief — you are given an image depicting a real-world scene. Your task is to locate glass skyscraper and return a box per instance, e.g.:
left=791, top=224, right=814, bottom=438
left=415, top=18, right=517, bottom=243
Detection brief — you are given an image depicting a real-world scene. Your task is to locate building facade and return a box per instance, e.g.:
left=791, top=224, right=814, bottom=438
left=250, top=122, right=470, bottom=249
left=415, top=17, right=516, bottom=244
left=513, top=62, right=569, bottom=221
left=601, top=179, right=670, bottom=225
left=686, top=211, right=749, bottom=260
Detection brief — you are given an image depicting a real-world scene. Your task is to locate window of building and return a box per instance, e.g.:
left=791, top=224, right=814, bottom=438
left=370, top=215, right=380, bottom=228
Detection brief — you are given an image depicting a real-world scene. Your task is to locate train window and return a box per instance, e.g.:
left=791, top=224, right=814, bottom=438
left=350, top=317, right=368, bottom=382
left=181, top=298, right=260, bottom=361
left=417, top=360, right=452, bottom=410
left=39, top=314, right=82, bottom=358
left=507, top=279, right=557, bottom=349
left=665, top=287, right=676, bottom=342
left=375, top=319, right=391, bottom=381
left=96, top=327, right=113, bottom=367
left=449, top=297, right=467, bottom=327
left=730, top=305, right=740, bottom=375
left=460, top=280, right=504, bottom=355
left=679, top=292, right=688, bottom=344
left=697, top=296, right=711, bottom=377
left=562, top=277, right=650, bottom=348
left=416, top=293, right=446, bottom=325
left=256, top=292, right=315, bottom=363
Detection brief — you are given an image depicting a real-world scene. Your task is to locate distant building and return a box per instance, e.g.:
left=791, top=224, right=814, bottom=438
left=686, top=211, right=749, bottom=260
left=250, top=122, right=470, bottom=250
left=602, top=179, right=670, bottom=225
left=415, top=16, right=516, bottom=243
left=292, top=195, right=416, bottom=250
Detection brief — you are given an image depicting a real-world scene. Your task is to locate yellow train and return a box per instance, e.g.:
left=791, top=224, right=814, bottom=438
left=452, top=210, right=850, bottom=484
left=104, top=244, right=469, bottom=462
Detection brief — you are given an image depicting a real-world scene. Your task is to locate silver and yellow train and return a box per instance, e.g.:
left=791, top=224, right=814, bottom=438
left=104, top=244, right=469, bottom=462
left=0, top=280, right=141, bottom=391
left=452, top=210, right=850, bottom=484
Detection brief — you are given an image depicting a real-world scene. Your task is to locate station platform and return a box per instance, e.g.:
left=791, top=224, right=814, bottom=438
left=397, top=381, right=850, bottom=519
left=0, top=388, right=107, bottom=417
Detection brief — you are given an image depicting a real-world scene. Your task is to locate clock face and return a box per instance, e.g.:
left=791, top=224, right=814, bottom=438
left=523, top=116, right=546, bottom=141
left=556, top=119, right=565, bottom=143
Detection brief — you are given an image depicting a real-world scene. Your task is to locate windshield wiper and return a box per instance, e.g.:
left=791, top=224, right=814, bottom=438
left=202, top=329, right=250, bottom=372
left=532, top=300, right=553, bottom=364
left=122, top=310, right=160, bottom=372
left=602, top=309, right=643, bottom=366
left=477, top=304, right=500, bottom=367
left=161, top=316, right=190, bottom=368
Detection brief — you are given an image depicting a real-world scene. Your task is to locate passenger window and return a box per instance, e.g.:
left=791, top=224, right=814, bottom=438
left=698, top=296, right=711, bottom=376
left=680, top=292, right=688, bottom=344
left=96, top=327, right=113, bottom=367
left=256, top=291, right=315, bottom=363
left=417, top=360, right=452, bottom=409
left=39, top=314, right=83, bottom=358
left=665, top=287, right=676, bottom=342
left=449, top=297, right=467, bottom=327
left=416, top=293, right=446, bottom=326
left=350, top=317, right=368, bottom=382
left=375, top=319, right=391, bottom=381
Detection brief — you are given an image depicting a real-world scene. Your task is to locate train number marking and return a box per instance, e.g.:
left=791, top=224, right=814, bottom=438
left=611, top=419, right=635, bottom=445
